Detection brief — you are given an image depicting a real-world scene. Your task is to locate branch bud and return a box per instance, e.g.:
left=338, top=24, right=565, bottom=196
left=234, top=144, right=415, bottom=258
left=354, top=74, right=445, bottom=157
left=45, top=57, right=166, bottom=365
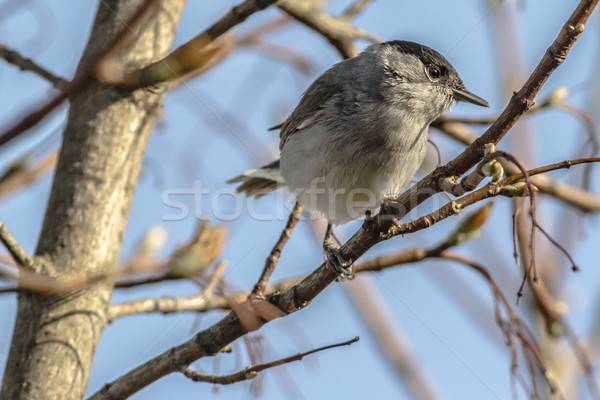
left=499, top=182, right=538, bottom=197
left=444, top=202, right=494, bottom=247
left=545, top=87, right=569, bottom=106
left=482, top=159, right=504, bottom=181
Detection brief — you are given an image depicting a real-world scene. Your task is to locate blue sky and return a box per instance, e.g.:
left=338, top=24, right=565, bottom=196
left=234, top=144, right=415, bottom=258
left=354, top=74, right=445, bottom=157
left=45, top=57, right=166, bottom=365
left=1, top=1, right=599, bottom=399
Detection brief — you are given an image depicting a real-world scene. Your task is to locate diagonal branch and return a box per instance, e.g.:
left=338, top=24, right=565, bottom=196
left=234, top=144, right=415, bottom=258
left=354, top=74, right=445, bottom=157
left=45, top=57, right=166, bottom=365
left=0, top=44, right=68, bottom=89
left=431, top=118, right=600, bottom=212
left=0, top=152, right=58, bottom=200
left=278, top=0, right=380, bottom=59
left=0, top=221, right=34, bottom=270
left=179, top=336, right=359, bottom=385
left=251, top=202, right=303, bottom=296
left=341, top=0, right=375, bottom=20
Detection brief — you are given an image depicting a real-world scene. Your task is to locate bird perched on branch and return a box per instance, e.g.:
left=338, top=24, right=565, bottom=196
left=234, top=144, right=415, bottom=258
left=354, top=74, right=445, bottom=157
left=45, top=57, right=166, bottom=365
left=229, top=40, right=489, bottom=274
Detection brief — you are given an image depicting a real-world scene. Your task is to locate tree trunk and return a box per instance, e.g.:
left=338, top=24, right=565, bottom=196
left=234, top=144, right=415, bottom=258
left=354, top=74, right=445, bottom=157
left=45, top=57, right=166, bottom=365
left=1, top=1, right=186, bottom=398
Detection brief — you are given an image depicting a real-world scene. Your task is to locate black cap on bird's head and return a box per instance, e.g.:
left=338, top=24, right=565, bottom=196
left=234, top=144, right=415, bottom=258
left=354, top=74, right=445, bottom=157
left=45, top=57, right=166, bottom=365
left=383, top=40, right=489, bottom=108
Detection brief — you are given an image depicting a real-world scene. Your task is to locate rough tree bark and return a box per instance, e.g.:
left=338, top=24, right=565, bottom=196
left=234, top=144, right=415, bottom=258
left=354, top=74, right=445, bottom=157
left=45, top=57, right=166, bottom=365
left=0, top=1, right=186, bottom=399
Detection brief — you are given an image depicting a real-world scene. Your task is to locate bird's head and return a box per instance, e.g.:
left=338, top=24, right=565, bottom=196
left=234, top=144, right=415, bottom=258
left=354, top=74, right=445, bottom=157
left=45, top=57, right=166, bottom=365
left=363, top=40, right=489, bottom=122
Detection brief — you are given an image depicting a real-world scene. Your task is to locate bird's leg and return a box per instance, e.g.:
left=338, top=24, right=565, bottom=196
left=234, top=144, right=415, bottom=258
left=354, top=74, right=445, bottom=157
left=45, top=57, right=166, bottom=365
left=381, top=197, right=404, bottom=229
left=323, top=223, right=353, bottom=277
left=381, top=197, right=401, bottom=216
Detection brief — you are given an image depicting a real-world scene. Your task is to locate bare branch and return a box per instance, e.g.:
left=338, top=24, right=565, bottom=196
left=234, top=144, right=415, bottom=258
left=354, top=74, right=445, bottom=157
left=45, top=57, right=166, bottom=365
left=107, top=292, right=233, bottom=322
left=439, top=149, right=505, bottom=197
left=251, top=202, right=303, bottom=296
left=504, top=157, right=600, bottom=183
left=0, top=43, right=68, bottom=89
left=0, top=221, right=34, bottom=270
left=0, top=152, right=57, bottom=200
left=107, top=262, right=230, bottom=320
left=113, top=272, right=179, bottom=288
left=341, top=0, right=375, bottom=20
left=277, top=0, right=380, bottom=59
left=107, top=0, right=281, bottom=87
left=0, top=257, right=104, bottom=295
left=439, top=95, right=599, bottom=181
left=87, top=156, right=598, bottom=397
left=432, top=118, right=600, bottom=212
left=180, top=336, right=359, bottom=385
left=204, top=261, right=227, bottom=294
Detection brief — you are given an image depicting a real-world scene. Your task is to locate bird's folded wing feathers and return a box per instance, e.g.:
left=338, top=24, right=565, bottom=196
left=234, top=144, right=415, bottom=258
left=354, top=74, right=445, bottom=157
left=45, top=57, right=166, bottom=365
left=277, top=62, right=346, bottom=148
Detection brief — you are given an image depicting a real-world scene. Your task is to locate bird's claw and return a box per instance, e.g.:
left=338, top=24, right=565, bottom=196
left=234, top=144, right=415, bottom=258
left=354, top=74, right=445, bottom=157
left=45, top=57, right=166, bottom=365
left=382, top=198, right=402, bottom=216
left=325, top=248, right=353, bottom=278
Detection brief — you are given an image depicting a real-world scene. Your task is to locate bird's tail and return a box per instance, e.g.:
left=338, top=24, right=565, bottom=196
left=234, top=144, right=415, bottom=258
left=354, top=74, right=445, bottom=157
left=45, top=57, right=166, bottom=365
left=227, top=159, right=284, bottom=198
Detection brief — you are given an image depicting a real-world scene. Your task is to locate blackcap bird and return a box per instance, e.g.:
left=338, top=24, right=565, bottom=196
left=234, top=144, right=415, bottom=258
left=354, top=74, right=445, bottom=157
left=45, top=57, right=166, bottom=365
left=229, top=40, right=489, bottom=273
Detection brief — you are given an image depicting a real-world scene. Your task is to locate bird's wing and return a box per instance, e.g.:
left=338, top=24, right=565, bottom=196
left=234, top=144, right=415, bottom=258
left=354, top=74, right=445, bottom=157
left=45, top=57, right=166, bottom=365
left=277, top=63, right=346, bottom=149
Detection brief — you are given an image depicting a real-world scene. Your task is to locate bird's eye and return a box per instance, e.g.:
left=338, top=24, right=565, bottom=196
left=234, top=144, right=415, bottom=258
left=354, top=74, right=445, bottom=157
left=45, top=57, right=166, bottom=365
left=426, top=65, right=441, bottom=81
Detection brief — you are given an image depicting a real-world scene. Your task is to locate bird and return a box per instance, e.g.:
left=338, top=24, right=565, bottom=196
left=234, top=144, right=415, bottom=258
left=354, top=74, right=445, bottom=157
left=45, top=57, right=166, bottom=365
left=228, top=40, right=489, bottom=274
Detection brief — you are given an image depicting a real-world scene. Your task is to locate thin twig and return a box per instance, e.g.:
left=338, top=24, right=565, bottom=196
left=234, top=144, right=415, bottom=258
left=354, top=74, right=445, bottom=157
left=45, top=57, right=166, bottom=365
left=428, top=138, right=442, bottom=167
left=180, top=336, right=359, bottom=384
left=341, top=0, right=375, bottom=20
left=0, top=152, right=57, bottom=200
left=113, top=272, right=178, bottom=288
left=107, top=292, right=233, bottom=321
left=0, top=43, right=68, bottom=89
left=204, top=261, right=227, bottom=294
left=251, top=202, right=303, bottom=296
left=385, top=155, right=600, bottom=242
left=432, top=118, right=600, bottom=211
left=511, top=209, right=520, bottom=266
left=278, top=0, right=379, bottom=59
left=553, top=101, right=599, bottom=190
left=441, top=100, right=599, bottom=191
left=484, top=152, right=540, bottom=301
left=0, top=221, right=34, bottom=270
left=534, top=222, right=579, bottom=271
left=503, top=157, right=600, bottom=183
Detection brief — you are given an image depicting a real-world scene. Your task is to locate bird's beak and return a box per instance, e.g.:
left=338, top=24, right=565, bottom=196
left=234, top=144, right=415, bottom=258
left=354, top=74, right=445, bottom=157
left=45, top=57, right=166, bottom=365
left=453, top=88, right=490, bottom=108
